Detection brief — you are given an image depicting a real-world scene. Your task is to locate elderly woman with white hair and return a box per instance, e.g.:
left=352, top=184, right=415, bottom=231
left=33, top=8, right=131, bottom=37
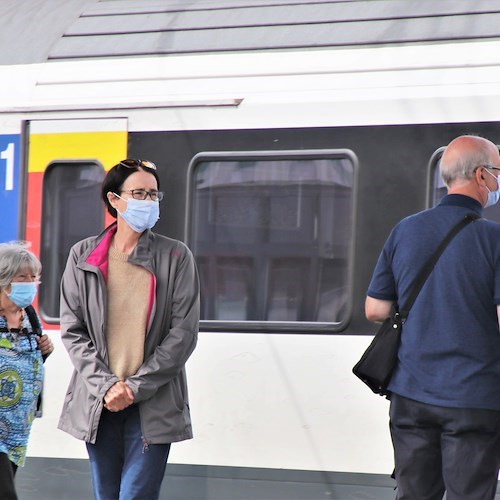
left=0, top=242, right=53, bottom=500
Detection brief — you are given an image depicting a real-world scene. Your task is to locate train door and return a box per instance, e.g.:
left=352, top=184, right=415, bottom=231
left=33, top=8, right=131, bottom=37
left=25, top=118, right=127, bottom=326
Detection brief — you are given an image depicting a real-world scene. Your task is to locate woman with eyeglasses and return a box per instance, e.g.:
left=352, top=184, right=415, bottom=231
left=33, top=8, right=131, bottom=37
left=58, top=159, right=199, bottom=500
left=0, top=242, right=53, bottom=500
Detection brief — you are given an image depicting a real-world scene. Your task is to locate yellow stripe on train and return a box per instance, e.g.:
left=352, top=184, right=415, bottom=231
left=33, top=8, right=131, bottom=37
left=28, top=131, right=127, bottom=173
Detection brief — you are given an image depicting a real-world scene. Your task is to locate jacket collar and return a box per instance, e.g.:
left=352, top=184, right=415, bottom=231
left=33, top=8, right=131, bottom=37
left=78, top=223, right=155, bottom=280
left=438, top=194, right=483, bottom=216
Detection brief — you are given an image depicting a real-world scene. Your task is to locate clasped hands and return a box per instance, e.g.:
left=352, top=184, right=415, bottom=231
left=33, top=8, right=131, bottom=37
left=103, top=380, right=134, bottom=412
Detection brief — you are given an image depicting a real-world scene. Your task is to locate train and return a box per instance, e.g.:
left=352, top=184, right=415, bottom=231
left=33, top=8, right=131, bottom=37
left=2, top=1, right=500, bottom=497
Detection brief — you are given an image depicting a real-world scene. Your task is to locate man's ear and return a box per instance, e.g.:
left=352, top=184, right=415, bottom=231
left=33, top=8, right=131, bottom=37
left=475, top=167, right=485, bottom=184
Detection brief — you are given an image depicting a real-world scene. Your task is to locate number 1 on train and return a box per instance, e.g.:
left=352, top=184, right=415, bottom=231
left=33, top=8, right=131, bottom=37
left=1, top=142, right=14, bottom=190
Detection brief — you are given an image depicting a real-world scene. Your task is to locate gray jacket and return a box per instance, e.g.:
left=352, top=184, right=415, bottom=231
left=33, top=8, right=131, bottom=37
left=58, top=224, right=199, bottom=444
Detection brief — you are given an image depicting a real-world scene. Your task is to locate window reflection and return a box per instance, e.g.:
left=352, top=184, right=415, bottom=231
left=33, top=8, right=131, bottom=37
left=267, top=258, right=305, bottom=321
left=215, top=257, right=253, bottom=320
left=189, top=154, right=356, bottom=326
left=40, top=162, right=105, bottom=322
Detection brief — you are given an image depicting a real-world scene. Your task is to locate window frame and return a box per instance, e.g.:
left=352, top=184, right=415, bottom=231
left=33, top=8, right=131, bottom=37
left=185, top=149, right=359, bottom=334
left=426, top=147, right=446, bottom=208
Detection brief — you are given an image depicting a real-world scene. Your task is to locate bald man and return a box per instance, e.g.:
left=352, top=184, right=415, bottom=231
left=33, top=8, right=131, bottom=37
left=366, top=135, right=500, bottom=499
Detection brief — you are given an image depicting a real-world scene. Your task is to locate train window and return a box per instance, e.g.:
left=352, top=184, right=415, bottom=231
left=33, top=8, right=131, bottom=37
left=429, top=148, right=500, bottom=222
left=187, top=151, right=358, bottom=333
left=39, top=161, right=105, bottom=322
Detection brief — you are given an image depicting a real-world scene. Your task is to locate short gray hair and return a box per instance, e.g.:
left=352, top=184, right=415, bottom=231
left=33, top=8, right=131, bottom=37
left=0, top=242, right=41, bottom=291
left=440, top=137, right=492, bottom=186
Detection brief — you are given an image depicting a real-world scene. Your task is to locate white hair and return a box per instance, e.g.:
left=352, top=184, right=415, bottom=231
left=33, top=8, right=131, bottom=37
left=0, top=242, right=41, bottom=291
left=440, top=135, right=493, bottom=187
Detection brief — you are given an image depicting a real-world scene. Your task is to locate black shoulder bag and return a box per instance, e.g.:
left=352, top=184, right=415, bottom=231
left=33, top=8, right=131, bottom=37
left=353, top=213, right=479, bottom=396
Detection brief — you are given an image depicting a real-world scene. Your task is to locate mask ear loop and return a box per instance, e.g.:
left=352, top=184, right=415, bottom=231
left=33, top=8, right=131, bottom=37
left=492, top=170, right=500, bottom=192
left=474, top=167, right=490, bottom=207
left=111, top=193, right=128, bottom=219
left=483, top=168, right=500, bottom=191
left=109, top=192, right=127, bottom=215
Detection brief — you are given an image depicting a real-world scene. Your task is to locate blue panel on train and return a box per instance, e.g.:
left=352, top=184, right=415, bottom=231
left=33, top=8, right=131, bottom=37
left=0, top=134, right=20, bottom=242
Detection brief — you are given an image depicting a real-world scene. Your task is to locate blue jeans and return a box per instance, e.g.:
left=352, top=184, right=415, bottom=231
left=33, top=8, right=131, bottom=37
left=86, top=405, right=171, bottom=500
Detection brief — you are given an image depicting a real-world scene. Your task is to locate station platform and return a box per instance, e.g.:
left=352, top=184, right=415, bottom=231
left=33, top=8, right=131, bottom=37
left=17, top=459, right=397, bottom=499
left=16, top=459, right=500, bottom=499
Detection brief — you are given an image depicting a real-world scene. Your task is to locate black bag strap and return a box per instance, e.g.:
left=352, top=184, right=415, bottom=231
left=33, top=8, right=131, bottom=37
left=24, top=304, right=42, bottom=336
left=399, top=213, right=480, bottom=319
left=24, top=304, right=48, bottom=362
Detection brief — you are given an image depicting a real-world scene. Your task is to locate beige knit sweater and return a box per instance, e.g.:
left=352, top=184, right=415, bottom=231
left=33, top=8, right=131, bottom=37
left=106, top=246, right=151, bottom=380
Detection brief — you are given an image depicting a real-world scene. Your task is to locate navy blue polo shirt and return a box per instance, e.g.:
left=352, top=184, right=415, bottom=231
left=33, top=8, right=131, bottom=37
left=367, top=194, right=500, bottom=410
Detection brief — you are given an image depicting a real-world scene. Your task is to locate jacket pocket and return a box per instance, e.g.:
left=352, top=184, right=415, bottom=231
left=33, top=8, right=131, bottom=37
left=170, top=376, right=185, bottom=412
left=62, top=375, right=99, bottom=441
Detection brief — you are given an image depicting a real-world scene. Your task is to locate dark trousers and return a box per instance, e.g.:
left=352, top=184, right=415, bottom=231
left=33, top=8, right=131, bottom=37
left=390, top=393, right=500, bottom=500
left=86, top=405, right=171, bottom=500
left=0, top=452, right=17, bottom=500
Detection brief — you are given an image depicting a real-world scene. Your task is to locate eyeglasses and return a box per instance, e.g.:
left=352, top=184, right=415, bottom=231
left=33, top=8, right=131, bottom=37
left=483, top=165, right=500, bottom=172
left=120, top=189, right=164, bottom=201
left=119, top=159, right=157, bottom=171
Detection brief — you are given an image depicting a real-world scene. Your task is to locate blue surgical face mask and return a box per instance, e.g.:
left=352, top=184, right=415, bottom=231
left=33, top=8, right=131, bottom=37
left=114, top=194, right=160, bottom=233
left=7, top=281, right=39, bottom=308
left=484, top=168, right=500, bottom=208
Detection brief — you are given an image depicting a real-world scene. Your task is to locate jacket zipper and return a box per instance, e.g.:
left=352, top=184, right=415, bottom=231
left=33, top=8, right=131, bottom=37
left=141, top=435, right=149, bottom=454
left=88, top=398, right=103, bottom=442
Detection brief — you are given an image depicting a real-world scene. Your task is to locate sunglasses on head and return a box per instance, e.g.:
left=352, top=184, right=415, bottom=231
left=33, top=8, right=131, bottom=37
left=119, top=159, right=157, bottom=171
